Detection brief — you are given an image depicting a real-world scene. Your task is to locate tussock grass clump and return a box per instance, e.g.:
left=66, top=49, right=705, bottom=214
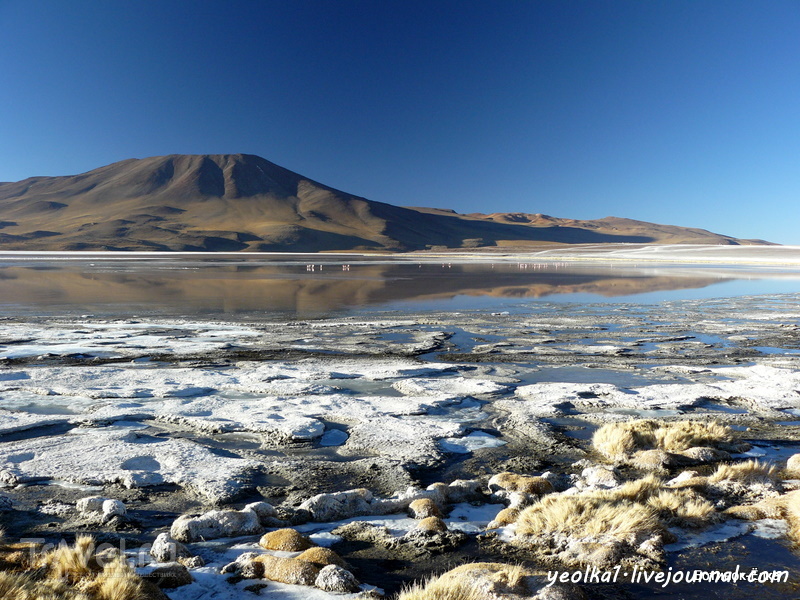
left=512, top=473, right=721, bottom=568
left=708, top=460, right=779, bottom=484
left=487, top=507, right=520, bottom=529
left=515, top=494, right=662, bottom=542
left=0, top=536, right=156, bottom=600
left=647, top=489, right=717, bottom=528
left=593, top=419, right=733, bottom=462
left=487, top=473, right=554, bottom=496
left=415, top=516, right=448, bottom=533
left=408, top=498, right=442, bottom=519
left=251, top=554, right=320, bottom=586
left=295, top=546, right=347, bottom=568
left=0, top=572, right=87, bottom=600
left=258, top=528, right=315, bottom=552
left=726, top=489, right=800, bottom=542
left=397, top=563, right=532, bottom=600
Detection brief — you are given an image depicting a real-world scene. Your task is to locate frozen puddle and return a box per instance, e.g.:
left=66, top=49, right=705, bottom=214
left=438, top=430, right=507, bottom=454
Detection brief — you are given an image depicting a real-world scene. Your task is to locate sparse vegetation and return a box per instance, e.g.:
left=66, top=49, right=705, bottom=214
left=708, top=460, right=779, bottom=484
left=508, top=472, right=721, bottom=567
left=0, top=536, right=156, bottom=600
left=397, top=563, right=532, bottom=600
left=258, top=528, right=315, bottom=551
left=593, top=419, right=734, bottom=462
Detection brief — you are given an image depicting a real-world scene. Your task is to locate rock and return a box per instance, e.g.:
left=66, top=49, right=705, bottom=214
left=408, top=498, right=442, bottom=519
left=786, top=453, right=800, bottom=477
left=425, top=482, right=449, bottom=505
left=144, top=562, right=193, bottom=589
left=76, top=496, right=106, bottom=514
left=101, top=499, right=127, bottom=518
left=244, top=501, right=277, bottom=524
left=667, top=470, right=701, bottom=486
left=259, top=528, right=315, bottom=552
left=170, top=507, right=263, bottom=542
left=299, top=488, right=374, bottom=522
left=315, top=564, right=361, bottom=593
left=680, top=446, right=731, bottom=463
left=178, top=555, right=205, bottom=569
left=150, top=533, right=192, bottom=563
left=445, top=479, right=483, bottom=502
left=581, top=466, right=620, bottom=489
left=0, top=495, right=11, bottom=511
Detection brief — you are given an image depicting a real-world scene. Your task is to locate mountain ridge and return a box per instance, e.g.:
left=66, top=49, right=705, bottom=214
left=0, top=154, right=773, bottom=251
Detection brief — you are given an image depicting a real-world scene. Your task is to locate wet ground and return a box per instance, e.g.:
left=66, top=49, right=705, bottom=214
left=2, top=286, right=800, bottom=597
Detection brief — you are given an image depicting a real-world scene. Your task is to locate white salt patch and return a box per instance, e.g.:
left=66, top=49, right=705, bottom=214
left=393, top=377, right=506, bottom=397
left=665, top=521, right=751, bottom=552
left=446, top=502, right=505, bottom=533
left=752, top=519, right=788, bottom=539
left=438, top=431, right=506, bottom=454
left=0, top=427, right=258, bottom=502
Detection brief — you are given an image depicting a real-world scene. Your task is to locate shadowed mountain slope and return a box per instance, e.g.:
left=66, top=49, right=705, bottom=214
left=0, top=154, right=771, bottom=251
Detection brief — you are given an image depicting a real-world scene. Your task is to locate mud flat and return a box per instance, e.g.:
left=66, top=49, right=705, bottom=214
left=2, top=292, right=800, bottom=598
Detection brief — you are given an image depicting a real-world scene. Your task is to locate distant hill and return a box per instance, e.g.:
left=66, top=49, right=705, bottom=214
left=0, top=154, right=772, bottom=251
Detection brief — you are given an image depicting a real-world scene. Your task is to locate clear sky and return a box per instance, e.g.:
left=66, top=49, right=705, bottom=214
left=1, top=0, right=799, bottom=243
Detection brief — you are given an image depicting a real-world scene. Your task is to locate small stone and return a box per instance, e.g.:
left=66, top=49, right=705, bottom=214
left=150, top=533, right=191, bottom=563
left=76, top=496, right=105, bottom=514
left=178, top=555, right=205, bottom=569
left=101, top=499, right=127, bottom=518
left=786, top=453, right=800, bottom=477
left=244, top=501, right=277, bottom=524
left=581, top=466, right=620, bottom=488
left=315, top=564, right=360, bottom=593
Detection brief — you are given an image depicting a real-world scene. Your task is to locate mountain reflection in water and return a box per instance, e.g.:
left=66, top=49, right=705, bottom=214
left=0, top=256, right=796, bottom=317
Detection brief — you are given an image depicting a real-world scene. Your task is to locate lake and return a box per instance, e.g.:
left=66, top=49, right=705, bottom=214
left=2, top=253, right=800, bottom=318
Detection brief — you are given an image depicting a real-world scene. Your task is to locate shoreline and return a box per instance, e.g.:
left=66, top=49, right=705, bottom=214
left=1, top=243, right=800, bottom=266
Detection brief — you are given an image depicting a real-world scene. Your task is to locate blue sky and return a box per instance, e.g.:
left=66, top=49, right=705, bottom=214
left=1, top=0, right=799, bottom=243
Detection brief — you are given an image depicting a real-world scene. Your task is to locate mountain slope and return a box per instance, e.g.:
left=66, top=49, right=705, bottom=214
left=0, top=154, right=771, bottom=251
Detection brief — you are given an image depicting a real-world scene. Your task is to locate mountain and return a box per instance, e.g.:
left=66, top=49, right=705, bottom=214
left=0, top=154, right=772, bottom=251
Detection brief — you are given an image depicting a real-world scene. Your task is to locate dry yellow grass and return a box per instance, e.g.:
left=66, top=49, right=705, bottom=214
left=708, top=460, right=779, bottom=484
left=397, top=563, right=531, bottom=600
left=593, top=419, right=733, bottom=461
left=252, top=554, right=320, bottom=586
left=0, top=536, right=156, bottom=600
left=488, top=473, right=554, bottom=496
left=415, top=517, right=448, bottom=533
left=408, top=498, right=442, bottom=519
left=726, top=489, right=800, bottom=543
left=0, top=572, right=87, bottom=600
left=258, top=528, right=315, bottom=552
left=646, top=489, right=717, bottom=528
left=295, top=546, right=347, bottom=568
left=511, top=472, right=721, bottom=567
left=516, top=494, right=662, bottom=541
left=487, top=507, right=520, bottom=529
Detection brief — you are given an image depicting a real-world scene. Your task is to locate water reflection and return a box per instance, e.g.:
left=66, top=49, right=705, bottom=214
left=0, top=256, right=798, bottom=317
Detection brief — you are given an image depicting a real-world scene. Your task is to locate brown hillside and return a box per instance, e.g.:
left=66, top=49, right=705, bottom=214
left=0, top=154, right=771, bottom=251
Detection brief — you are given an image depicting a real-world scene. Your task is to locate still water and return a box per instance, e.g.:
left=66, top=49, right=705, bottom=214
left=1, top=253, right=800, bottom=318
